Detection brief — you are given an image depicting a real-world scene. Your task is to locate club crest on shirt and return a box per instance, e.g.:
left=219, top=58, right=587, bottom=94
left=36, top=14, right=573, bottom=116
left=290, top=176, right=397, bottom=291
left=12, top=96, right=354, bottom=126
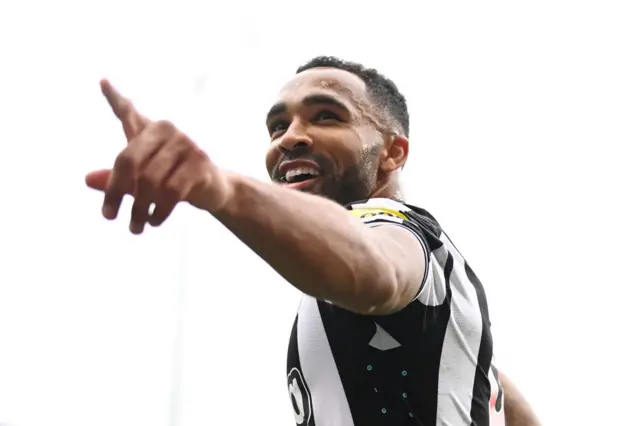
left=288, top=367, right=313, bottom=425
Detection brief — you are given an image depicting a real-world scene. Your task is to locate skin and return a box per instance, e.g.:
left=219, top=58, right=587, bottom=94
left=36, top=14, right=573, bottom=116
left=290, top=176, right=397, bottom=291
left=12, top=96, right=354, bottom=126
left=86, top=70, right=423, bottom=315
left=264, top=67, right=405, bottom=205
left=86, top=69, right=540, bottom=424
left=501, top=373, right=542, bottom=426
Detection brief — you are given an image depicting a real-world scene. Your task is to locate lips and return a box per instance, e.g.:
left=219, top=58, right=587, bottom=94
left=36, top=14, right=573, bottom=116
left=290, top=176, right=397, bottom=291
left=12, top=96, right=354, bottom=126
left=283, top=176, right=321, bottom=190
left=277, top=160, right=322, bottom=187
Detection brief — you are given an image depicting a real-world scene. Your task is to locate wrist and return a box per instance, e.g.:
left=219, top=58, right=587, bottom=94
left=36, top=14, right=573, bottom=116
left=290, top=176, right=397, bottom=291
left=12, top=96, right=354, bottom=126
left=205, top=170, right=244, bottom=217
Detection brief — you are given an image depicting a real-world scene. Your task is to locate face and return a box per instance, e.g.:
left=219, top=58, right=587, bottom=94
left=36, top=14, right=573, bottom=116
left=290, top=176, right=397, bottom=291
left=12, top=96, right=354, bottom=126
left=265, top=67, right=389, bottom=205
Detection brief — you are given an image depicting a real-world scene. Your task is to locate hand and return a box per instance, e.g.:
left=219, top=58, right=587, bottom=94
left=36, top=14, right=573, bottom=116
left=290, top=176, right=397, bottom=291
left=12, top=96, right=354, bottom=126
left=86, top=79, right=231, bottom=234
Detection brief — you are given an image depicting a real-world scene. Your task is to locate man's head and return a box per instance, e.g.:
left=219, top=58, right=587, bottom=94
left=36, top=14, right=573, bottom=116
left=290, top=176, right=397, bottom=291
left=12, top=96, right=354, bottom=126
left=265, top=56, right=410, bottom=205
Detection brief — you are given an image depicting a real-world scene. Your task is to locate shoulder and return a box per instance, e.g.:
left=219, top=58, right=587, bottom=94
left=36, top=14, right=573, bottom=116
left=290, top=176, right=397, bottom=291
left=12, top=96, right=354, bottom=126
left=345, top=198, right=411, bottom=222
left=345, top=198, right=442, bottom=242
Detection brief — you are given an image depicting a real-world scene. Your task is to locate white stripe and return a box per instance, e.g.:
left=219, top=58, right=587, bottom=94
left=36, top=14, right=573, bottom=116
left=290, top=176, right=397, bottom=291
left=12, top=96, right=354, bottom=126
left=297, top=295, right=354, bottom=426
left=417, top=247, right=447, bottom=306
left=436, top=234, right=484, bottom=425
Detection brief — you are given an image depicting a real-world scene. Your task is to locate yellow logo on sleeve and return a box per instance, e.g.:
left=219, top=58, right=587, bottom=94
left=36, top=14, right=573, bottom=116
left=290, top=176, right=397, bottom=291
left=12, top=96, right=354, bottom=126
left=348, top=208, right=408, bottom=222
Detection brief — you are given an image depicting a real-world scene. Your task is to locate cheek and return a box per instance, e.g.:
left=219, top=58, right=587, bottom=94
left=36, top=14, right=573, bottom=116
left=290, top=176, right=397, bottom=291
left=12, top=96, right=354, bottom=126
left=265, top=143, right=280, bottom=174
left=340, top=143, right=368, bottom=173
left=315, top=132, right=363, bottom=169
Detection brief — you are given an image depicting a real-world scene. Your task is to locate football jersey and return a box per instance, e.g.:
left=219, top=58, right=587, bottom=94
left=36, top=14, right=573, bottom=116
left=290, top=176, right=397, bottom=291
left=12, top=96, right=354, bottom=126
left=286, top=198, right=504, bottom=426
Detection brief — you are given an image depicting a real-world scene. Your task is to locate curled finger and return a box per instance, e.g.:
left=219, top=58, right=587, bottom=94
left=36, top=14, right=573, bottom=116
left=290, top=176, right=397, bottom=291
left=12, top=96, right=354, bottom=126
left=147, top=162, right=194, bottom=227
left=102, top=122, right=171, bottom=220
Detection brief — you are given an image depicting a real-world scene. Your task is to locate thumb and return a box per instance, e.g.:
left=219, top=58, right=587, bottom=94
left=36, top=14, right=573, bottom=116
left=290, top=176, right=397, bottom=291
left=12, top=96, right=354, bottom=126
left=85, top=169, right=112, bottom=191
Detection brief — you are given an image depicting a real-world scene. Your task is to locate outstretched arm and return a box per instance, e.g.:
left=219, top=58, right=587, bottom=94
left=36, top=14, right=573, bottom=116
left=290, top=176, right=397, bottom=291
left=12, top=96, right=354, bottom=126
left=214, top=173, right=426, bottom=315
left=86, top=80, right=427, bottom=316
left=500, top=373, right=542, bottom=426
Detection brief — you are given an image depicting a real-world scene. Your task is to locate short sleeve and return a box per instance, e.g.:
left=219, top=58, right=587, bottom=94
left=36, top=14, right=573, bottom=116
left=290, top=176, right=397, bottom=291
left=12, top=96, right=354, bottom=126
left=346, top=198, right=430, bottom=301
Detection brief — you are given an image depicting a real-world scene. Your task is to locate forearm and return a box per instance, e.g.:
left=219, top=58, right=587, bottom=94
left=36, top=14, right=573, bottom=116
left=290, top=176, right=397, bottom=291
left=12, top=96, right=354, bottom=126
left=212, top=173, right=395, bottom=313
left=501, top=373, right=541, bottom=426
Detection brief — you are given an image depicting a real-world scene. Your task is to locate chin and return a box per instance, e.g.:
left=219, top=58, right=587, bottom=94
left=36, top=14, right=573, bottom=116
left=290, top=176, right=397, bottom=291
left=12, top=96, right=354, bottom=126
left=274, top=177, right=344, bottom=203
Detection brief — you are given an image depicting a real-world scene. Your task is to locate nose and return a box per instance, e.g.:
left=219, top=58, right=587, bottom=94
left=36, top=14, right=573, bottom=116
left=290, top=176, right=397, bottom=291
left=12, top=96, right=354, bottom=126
left=278, top=120, right=313, bottom=153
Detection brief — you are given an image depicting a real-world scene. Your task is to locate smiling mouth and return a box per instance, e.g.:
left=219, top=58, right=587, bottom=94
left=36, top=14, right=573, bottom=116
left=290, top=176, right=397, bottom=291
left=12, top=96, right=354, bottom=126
left=280, top=173, right=318, bottom=184
left=277, top=168, right=322, bottom=191
left=279, top=167, right=321, bottom=184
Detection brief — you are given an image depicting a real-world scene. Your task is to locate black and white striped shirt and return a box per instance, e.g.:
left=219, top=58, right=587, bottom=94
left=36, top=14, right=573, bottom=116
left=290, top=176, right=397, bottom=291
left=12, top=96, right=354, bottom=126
left=286, top=198, right=504, bottom=426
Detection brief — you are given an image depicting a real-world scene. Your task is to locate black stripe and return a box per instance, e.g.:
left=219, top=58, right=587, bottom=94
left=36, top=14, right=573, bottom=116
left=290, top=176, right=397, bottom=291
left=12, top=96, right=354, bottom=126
left=324, top=199, right=494, bottom=425
left=316, top=301, right=384, bottom=425
left=466, top=262, right=493, bottom=426
left=405, top=252, right=454, bottom=426
left=490, top=364, right=504, bottom=412
left=287, top=315, right=316, bottom=426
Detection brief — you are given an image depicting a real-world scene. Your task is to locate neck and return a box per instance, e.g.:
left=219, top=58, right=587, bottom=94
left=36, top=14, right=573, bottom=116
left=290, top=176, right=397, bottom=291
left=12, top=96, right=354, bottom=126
left=371, top=187, right=404, bottom=202
left=370, top=173, right=404, bottom=202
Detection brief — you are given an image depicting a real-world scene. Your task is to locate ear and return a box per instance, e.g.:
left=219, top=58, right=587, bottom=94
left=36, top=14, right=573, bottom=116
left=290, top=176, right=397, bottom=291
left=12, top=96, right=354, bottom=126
left=379, top=135, right=409, bottom=172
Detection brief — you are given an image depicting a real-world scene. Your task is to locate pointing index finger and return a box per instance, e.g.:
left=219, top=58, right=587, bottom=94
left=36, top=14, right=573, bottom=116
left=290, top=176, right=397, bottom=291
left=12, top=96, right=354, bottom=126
left=100, top=79, right=147, bottom=140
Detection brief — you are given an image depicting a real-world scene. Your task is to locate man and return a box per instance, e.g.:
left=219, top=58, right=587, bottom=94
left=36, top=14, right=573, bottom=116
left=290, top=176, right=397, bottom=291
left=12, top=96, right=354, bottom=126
left=86, top=56, right=540, bottom=425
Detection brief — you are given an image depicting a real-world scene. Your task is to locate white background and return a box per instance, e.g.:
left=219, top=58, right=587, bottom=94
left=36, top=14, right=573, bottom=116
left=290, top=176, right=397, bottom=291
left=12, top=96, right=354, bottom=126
left=0, top=1, right=638, bottom=425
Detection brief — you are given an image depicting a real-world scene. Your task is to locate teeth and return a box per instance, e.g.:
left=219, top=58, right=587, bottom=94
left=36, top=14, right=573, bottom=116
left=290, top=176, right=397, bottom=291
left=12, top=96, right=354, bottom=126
left=285, top=167, right=320, bottom=182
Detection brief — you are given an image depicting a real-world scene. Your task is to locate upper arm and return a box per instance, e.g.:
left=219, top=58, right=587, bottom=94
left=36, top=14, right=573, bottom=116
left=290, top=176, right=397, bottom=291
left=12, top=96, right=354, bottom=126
left=498, top=372, right=542, bottom=426
left=347, top=205, right=429, bottom=315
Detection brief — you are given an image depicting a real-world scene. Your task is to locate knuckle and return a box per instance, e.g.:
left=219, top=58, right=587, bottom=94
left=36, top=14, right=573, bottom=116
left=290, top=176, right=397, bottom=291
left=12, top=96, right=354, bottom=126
left=163, top=181, right=183, bottom=200
left=137, top=172, right=156, bottom=192
left=174, top=133, right=193, bottom=151
left=114, top=152, right=136, bottom=171
left=156, top=119, right=176, bottom=133
left=190, top=146, right=210, bottom=163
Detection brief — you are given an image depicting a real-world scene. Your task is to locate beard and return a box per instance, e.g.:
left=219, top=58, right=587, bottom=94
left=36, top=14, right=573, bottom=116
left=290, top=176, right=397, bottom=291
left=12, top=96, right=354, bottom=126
left=273, top=143, right=382, bottom=205
left=307, top=144, right=381, bottom=206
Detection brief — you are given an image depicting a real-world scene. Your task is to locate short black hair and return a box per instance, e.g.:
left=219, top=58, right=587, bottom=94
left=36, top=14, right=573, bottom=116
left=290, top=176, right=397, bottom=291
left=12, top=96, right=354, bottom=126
left=296, top=56, right=410, bottom=137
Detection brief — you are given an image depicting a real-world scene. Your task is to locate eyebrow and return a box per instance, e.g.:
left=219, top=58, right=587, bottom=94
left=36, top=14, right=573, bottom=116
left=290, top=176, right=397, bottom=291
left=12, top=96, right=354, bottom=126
left=265, top=94, right=350, bottom=124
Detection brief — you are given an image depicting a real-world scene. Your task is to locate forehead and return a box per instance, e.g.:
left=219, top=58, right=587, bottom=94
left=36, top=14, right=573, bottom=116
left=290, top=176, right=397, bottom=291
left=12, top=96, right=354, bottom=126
left=276, top=67, right=369, bottom=107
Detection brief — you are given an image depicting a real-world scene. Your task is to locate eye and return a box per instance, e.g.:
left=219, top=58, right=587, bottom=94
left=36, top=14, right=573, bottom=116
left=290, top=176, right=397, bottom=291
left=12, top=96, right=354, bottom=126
left=314, top=110, right=341, bottom=122
left=269, top=120, right=289, bottom=137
